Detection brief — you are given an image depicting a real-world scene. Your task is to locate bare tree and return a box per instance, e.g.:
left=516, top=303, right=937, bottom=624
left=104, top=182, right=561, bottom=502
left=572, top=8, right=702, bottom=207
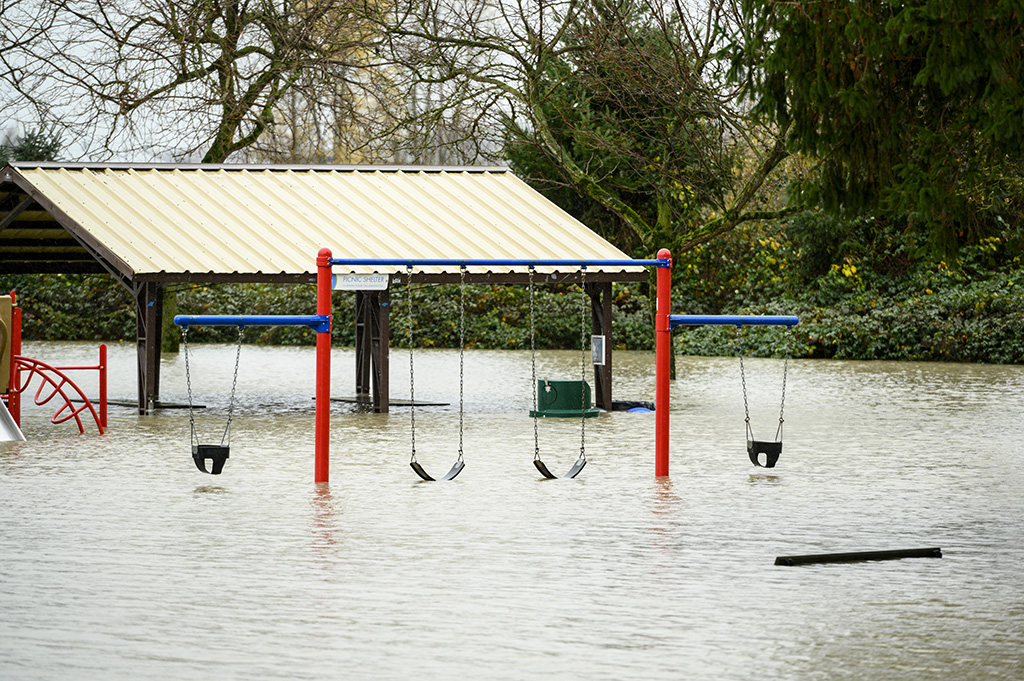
left=1, top=0, right=389, bottom=162
left=238, top=54, right=425, bottom=164
left=1, top=0, right=62, bottom=140
left=373, top=0, right=797, bottom=253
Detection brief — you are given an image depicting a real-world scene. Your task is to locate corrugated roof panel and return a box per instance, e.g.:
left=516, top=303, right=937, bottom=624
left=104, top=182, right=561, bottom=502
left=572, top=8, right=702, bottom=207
left=215, top=171, right=323, bottom=272
left=12, top=165, right=646, bottom=278
left=284, top=171, right=416, bottom=273
left=278, top=171, right=384, bottom=259
left=110, top=169, right=236, bottom=272
left=132, top=169, right=253, bottom=272
left=463, top=173, right=579, bottom=260
left=174, top=169, right=301, bottom=273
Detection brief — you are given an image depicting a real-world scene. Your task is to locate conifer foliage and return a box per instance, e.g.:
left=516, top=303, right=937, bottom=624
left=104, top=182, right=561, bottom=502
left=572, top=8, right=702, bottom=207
left=732, top=0, right=1024, bottom=253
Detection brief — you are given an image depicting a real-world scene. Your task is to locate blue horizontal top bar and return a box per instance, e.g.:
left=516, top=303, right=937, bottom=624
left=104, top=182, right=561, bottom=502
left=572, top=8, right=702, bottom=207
left=174, top=314, right=330, bottom=332
left=329, top=257, right=669, bottom=268
left=670, top=315, right=799, bottom=329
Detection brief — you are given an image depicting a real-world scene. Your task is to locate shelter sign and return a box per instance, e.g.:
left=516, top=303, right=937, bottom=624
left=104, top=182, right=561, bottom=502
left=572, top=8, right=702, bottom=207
left=333, top=274, right=389, bottom=291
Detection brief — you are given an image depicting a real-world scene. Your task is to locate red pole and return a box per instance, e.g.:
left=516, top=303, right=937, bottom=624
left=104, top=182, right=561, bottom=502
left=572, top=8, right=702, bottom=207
left=314, top=248, right=333, bottom=483
left=9, top=292, right=21, bottom=426
left=99, top=344, right=108, bottom=432
left=655, top=249, right=672, bottom=477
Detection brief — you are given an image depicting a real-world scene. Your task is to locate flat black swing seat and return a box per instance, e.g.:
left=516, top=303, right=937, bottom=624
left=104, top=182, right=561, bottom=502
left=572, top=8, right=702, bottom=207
left=748, top=440, right=782, bottom=468
left=410, top=459, right=465, bottom=481
left=193, top=444, right=229, bottom=475
left=534, top=457, right=587, bottom=480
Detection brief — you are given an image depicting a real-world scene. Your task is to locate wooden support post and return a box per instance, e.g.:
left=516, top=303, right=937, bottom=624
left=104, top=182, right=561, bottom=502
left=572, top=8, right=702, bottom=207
left=354, top=289, right=391, bottom=412
left=134, top=281, right=164, bottom=414
left=587, top=282, right=613, bottom=411
left=355, top=291, right=371, bottom=395
left=370, top=289, right=390, bottom=413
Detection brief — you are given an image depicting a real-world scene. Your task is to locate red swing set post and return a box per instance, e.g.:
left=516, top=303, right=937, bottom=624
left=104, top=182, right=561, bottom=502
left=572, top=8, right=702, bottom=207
left=314, top=248, right=333, bottom=484
left=654, top=248, right=673, bottom=477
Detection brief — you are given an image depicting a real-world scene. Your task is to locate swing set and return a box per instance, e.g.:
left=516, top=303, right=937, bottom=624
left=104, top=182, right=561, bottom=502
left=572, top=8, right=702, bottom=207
left=174, top=248, right=798, bottom=481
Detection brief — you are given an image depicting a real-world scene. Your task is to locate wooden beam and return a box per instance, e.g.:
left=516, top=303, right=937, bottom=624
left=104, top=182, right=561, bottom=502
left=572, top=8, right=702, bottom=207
left=587, top=282, right=614, bottom=410
left=134, top=281, right=164, bottom=414
left=776, top=548, right=942, bottom=566
left=370, top=290, right=390, bottom=413
left=0, top=262, right=109, bottom=274
left=354, top=289, right=391, bottom=412
left=0, top=195, right=34, bottom=233
left=355, top=291, right=371, bottom=395
left=0, top=251, right=95, bottom=260
left=0, top=237, right=87, bottom=248
left=3, top=173, right=137, bottom=284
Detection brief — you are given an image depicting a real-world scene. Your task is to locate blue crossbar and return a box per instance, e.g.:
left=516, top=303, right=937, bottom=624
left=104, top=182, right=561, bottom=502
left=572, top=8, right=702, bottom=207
left=329, top=257, right=669, bottom=268
left=174, top=314, right=330, bottom=333
left=669, top=315, right=799, bottom=330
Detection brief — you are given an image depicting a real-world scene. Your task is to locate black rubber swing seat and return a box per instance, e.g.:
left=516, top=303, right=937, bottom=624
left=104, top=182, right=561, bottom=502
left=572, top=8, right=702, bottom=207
left=193, top=444, right=229, bottom=475
left=410, top=459, right=465, bottom=481
left=748, top=440, right=782, bottom=468
left=534, top=457, right=587, bottom=480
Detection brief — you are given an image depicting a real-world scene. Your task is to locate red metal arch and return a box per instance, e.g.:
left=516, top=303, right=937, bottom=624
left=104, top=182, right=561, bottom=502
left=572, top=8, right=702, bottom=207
left=12, top=355, right=105, bottom=435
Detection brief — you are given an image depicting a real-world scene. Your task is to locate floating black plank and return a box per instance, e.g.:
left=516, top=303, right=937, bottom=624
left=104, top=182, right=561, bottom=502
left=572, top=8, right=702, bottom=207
left=775, top=547, right=942, bottom=566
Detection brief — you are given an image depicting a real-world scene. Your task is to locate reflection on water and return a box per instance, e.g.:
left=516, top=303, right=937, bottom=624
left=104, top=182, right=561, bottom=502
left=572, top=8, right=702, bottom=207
left=2, top=341, right=1023, bottom=680
left=193, top=485, right=229, bottom=495
left=747, top=473, right=782, bottom=485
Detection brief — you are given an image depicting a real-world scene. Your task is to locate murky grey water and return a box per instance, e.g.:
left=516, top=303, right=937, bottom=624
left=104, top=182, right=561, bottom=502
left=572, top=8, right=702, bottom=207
left=2, top=341, right=1023, bottom=680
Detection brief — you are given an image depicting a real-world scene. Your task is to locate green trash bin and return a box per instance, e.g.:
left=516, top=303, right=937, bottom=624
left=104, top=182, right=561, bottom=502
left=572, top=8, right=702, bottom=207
left=530, top=379, right=601, bottom=418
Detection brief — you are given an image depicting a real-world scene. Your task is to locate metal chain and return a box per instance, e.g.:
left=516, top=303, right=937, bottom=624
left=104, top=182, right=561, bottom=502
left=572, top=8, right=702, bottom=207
left=457, top=266, right=466, bottom=463
left=407, top=266, right=417, bottom=462
left=221, top=325, right=243, bottom=447
left=579, top=267, right=587, bottom=463
left=736, top=326, right=753, bottom=442
left=737, top=325, right=791, bottom=443
left=529, top=267, right=539, bottom=460
left=183, top=326, right=197, bottom=449
left=776, top=326, right=791, bottom=441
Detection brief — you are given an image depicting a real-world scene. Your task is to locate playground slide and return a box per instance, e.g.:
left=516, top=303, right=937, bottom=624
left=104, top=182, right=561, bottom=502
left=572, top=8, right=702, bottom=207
left=1, top=399, right=25, bottom=441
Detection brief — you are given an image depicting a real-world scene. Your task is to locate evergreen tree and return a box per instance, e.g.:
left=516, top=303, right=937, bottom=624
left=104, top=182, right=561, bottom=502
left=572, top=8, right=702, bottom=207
left=0, top=125, right=62, bottom=163
left=733, top=0, right=1024, bottom=254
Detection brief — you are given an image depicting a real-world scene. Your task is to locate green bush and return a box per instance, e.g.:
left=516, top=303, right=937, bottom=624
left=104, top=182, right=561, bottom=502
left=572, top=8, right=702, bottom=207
left=0, top=274, right=135, bottom=340
left=672, top=213, right=1024, bottom=364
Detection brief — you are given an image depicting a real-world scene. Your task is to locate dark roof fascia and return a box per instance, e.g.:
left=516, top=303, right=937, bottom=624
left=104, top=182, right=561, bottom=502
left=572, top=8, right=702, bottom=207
left=3, top=165, right=137, bottom=285
left=132, top=271, right=647, bottom=285
left=134, top=272, right=316, bottom=285
left=403, top=271, right=648, bottom=285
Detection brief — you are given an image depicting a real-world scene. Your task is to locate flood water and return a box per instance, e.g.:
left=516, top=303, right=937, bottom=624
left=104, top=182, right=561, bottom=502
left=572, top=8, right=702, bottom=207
left=2, top=340, right=1023, bottom=680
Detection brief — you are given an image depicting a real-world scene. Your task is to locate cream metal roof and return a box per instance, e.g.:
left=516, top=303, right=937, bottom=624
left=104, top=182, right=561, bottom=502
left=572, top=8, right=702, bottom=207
left=2, top=163, right=646, bottom=280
